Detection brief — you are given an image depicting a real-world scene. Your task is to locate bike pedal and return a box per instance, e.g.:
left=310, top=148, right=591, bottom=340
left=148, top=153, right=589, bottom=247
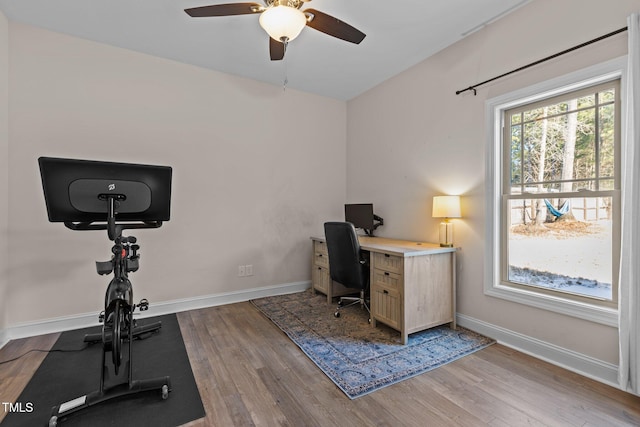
left=138, top=298, right=149, bottom=311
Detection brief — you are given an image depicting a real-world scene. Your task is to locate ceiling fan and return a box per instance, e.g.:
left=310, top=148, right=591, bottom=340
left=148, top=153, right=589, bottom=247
left=184, top=0, right=366, bottom=61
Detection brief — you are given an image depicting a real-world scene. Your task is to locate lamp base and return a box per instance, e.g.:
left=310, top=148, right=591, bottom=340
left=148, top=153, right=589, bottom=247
left=438, top=221, right=454, bottom=248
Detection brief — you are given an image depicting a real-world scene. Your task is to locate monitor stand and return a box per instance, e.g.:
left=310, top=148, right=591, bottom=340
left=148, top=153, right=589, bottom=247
left=365, top=214, right=384, bottom=236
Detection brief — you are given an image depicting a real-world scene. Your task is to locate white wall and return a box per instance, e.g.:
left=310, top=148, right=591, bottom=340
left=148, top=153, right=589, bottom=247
left=0, top=10, right=8, bottom=340
left=347, top=0, right=638, bottom=366
left=5, top=22, right=346, bottom=326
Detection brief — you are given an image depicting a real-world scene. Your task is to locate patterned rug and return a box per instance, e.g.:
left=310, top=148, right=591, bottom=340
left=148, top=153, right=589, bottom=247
left=251, top=290, right=494, bottom=399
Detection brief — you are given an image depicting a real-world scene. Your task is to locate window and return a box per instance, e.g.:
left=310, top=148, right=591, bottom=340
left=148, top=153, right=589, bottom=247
left=485, top=58, right=625, bottom=325
left=505, top=81, right=620, bottom=305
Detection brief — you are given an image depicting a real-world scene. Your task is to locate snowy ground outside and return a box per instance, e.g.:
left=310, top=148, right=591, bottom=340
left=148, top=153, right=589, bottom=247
left=508, top=220, right=612, bottom=299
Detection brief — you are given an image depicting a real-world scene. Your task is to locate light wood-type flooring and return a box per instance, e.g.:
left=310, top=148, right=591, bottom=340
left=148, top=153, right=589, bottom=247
left=2, top=301, right=640, bottom=426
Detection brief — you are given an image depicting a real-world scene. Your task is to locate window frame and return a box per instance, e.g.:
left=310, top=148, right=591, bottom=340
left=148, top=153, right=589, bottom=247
left=484, top=57, right=626, bottom=327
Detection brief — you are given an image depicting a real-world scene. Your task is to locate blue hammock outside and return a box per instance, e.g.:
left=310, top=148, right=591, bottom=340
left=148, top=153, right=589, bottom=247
left=544, top=199, right=571, bottom=218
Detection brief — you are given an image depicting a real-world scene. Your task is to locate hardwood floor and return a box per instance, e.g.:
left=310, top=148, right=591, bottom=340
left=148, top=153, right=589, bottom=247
left=2, top=301, right=640, bottom=426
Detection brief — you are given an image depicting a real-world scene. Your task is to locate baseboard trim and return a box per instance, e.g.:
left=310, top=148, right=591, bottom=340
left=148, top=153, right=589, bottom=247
left=0, top=328, right=8, bottom=350
left=457, top=313, right=620, bottom=389
left=1, top=281, right=310, bottom=347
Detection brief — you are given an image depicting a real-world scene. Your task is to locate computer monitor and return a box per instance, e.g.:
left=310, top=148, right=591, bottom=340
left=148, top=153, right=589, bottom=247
left=39, top=157, right=172, bottom=223
left=345, top=203, right=374, bottom=231
left=344, top=203, right=383, bottom=236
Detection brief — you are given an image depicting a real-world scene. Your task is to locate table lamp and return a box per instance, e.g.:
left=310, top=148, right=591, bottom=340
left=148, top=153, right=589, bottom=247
left=432, top=195, right=461, bottom=247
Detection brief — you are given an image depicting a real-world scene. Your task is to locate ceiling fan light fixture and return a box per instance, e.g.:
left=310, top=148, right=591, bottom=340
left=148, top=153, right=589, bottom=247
left=259, top=5, right=307, bottom=43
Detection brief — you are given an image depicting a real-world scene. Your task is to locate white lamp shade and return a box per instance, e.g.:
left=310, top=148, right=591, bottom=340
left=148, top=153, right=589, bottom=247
left=259, top=5, right=307, bottom=42
left=432, top=195, right=461, bottom=218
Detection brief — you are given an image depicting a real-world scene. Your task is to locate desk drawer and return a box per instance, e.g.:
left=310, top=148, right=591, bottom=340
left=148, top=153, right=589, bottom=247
left=314, top=240, right=328, bottom=255
left=372, top=252, right=403, bottom=274
left=371, top=286, right=401, bottom=331
left=312, top=265, right=331, bottom=294
left=372, top=269, right=402, bottom=291
left=313, top=241, right=329, bottom=268
left=313, top=251, right=329, bottom=268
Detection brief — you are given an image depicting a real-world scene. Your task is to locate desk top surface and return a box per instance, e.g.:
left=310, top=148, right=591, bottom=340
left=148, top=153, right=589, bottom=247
left=311, top=235, right=457, bottom=257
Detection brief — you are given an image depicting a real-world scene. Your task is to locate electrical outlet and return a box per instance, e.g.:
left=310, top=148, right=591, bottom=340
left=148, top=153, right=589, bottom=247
left=238, top=265, right=246, bottom=277
left=245, top=264, right=253, bottom=276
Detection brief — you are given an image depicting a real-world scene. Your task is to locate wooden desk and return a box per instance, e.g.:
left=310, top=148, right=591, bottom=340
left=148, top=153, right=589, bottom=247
left=311, top=236, right=457, bottom=344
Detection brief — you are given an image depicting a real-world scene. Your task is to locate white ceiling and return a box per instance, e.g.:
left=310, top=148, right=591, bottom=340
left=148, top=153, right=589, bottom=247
left=0, top=0, right=530, bottom=100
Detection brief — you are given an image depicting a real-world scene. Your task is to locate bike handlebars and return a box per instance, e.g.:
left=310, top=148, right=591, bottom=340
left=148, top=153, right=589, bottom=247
left=64, top=220, right=162, bottom=240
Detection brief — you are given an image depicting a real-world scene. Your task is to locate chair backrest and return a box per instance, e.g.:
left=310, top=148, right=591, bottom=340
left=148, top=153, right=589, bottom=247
left=324, top=222, right=368, bottom=290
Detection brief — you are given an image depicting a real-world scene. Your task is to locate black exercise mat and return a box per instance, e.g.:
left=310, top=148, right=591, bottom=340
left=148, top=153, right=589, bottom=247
left=2, top=314, right=205, bottom=427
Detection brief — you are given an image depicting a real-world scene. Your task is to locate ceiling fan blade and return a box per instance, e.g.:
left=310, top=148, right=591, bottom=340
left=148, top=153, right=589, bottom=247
left=185, top=3, right=263, bottom=17
left=269, top=37, right=285, bottom=61
left=303, top=8, right=365, bottom=44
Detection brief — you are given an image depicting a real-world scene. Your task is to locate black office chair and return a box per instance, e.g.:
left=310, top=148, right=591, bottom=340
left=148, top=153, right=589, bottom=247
left=324, top=222, right=370, bottom=321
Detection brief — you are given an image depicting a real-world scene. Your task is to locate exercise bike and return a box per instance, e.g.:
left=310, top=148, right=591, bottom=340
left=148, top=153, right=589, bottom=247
left=38, top=157, right=173, bottom=427
left=90, top=232, right=154, bottom=376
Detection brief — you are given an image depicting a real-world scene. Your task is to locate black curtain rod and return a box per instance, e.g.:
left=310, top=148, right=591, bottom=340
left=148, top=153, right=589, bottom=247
left=455, top=26, right=628, bottom=96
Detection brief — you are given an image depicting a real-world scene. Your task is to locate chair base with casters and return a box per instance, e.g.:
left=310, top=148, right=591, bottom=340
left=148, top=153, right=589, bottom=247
left=334, top=289, right=371, bottom=322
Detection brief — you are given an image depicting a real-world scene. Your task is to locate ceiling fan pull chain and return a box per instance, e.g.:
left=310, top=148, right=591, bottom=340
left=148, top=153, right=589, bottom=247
left=283, top=44, right=289, bottom=92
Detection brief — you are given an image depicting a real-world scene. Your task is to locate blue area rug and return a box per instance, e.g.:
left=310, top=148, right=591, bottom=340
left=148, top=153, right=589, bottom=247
left=251, top=290, right=494, bottom=399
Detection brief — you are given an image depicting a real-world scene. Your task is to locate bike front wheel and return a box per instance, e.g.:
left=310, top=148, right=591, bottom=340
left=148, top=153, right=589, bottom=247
left=111, top=299, right=124, bottom=374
